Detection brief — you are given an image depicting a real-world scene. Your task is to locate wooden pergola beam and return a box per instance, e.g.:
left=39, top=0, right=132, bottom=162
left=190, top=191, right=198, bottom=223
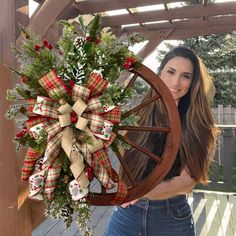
left=16, top=0, right=73, bottom=46
left=133, top=25, right=236, bottom=42
left=116, top=15, right=236, bottom=34
left=168, top=26, right=236, bottom=40
left=74, top=0, right=181, bottom=14
left=101, top=2, right=236, bottom=27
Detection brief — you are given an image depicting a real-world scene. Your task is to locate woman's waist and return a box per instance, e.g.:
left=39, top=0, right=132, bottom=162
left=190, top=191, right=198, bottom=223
left=135, top=194, right=187, bottom=210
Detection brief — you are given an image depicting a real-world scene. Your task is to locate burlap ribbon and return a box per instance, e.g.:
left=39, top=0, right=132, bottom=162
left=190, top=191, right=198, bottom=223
left=21, top=69, right=127, bottom=204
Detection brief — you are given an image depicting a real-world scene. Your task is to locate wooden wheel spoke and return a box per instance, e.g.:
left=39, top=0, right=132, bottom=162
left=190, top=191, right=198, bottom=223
left=125, top=73, right=138, bottom=89
left=116, top=133, right=162, bottom=162
left=122, top=94, right=160, bottom=118
left=118, top=125, right=170, bottom=133
left=114, top=146, right=137, bottom=188
left=101, top=186, right=106, bottom=194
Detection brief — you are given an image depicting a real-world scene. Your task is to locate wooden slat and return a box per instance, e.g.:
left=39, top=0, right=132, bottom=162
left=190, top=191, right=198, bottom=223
left=101, top=2, right=236, bottom=27
left=138, top=29, right=173, bottom=59
left=200, top=193, right=221, bottom=236
left=123, top=24, right=236, bottom=42
left=119, top=15, right=236, bottom=33
left=74, top=0, right=181, bottom=14
left=228, top=195, right=236, bottom=234
left=168, top=26, right=236, bottom=40
left=216, top=194, right=234, bottom=236
left=16, top=0, right=73, bottom=46
left=203, top=0, right=208, bottom=6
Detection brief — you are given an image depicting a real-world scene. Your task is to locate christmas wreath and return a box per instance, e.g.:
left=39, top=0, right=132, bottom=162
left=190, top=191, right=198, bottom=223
left=6, top=15, right=144, bottom=234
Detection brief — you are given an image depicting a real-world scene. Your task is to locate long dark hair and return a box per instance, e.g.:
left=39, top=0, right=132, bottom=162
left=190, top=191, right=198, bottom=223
left=120, top=46, right=219, bottom=184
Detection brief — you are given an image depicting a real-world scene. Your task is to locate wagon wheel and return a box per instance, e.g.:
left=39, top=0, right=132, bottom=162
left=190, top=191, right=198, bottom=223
left=86, top=62, right=181, bottom=205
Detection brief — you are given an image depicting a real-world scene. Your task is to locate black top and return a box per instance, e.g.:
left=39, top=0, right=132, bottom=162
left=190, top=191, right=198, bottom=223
left=142, top=147, right=181, bottom=180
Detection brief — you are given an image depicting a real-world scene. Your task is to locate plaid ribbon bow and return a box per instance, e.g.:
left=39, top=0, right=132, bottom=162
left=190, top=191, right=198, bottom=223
left=21, top=69, right=127, bottom=204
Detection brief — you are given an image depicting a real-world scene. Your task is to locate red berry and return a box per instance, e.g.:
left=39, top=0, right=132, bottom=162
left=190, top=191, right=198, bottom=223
left=94, top=38, right=101, bottom=45
left=123, top=57, right=136, bottom=70
left=43, top=39, right=49, bottom=47
left=86, top=35, right=91, bottom=42
left=34, top=45, right=41, bottom=51
left=16, top=127, right=28, bottom=138
left=70, top=111, right=78, bottom=124
left=47, top=43, right=53, bottom=50
left=21, top=76, right=28, bottom=83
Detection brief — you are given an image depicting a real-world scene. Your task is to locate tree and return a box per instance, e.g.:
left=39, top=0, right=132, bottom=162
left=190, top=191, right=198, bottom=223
left=182, top=32, right=236, bottom=106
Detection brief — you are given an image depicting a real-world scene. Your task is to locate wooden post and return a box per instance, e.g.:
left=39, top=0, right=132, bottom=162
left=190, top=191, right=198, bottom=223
left=218, top=104, right=224, bottom=125
left=0, top=0, right=32, bottom=235
left=0, top=0, right=18, bottom=234
left=224, top=105, right=232, bottom=125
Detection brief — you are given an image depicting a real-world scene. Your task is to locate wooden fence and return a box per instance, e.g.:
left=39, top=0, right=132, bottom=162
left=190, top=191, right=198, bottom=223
left=212, top=105, right=236, bottom=125
left=196, top=126, right=236, bottom=192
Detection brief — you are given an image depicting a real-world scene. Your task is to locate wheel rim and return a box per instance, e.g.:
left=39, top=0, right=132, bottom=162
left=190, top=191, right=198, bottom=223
left=86, top=62, right=181, bottom=205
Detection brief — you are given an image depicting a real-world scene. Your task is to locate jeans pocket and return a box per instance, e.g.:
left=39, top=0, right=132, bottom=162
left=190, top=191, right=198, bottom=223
left=169, top=202, right=192, bottom=221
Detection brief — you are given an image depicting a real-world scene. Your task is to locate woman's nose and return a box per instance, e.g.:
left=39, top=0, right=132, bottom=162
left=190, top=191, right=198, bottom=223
left=172, top=74, right=181, bottom=87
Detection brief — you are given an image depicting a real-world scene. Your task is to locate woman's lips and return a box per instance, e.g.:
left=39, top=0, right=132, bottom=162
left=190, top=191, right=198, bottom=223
left=169, top=88, right=180, bottom=93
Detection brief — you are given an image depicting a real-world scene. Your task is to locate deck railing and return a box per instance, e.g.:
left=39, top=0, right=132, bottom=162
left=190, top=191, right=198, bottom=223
left=196, top=126, right=236, bottom=192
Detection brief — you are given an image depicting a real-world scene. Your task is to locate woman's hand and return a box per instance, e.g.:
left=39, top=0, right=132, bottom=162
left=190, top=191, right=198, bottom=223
left=121, top=199, right=139, bottom=208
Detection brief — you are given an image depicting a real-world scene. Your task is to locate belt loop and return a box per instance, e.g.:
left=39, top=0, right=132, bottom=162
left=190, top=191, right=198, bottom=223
left=166, top=199, right=171, bottom=215
left=144, top=198, right=149, bottom=211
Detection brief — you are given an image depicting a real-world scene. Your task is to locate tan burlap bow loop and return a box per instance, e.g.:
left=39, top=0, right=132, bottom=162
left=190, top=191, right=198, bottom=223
left=58, top=98, right=104, bottom=200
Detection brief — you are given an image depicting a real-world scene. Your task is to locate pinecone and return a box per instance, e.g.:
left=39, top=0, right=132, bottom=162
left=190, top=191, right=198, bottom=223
left=74, top=37, right=84, bottom=49
left=60, top=205, right=73, bottom=228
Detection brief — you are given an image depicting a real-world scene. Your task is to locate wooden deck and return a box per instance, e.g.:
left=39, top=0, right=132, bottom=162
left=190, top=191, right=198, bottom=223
left=33, top=190, right=236, bottom=236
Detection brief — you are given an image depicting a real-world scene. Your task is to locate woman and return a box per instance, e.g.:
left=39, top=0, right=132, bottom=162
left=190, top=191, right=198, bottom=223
left=105, top=46, right=219, bottom=236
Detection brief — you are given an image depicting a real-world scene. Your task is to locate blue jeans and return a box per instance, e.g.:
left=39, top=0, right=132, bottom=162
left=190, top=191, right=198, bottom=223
left=105, top=195, right=195, bottom=236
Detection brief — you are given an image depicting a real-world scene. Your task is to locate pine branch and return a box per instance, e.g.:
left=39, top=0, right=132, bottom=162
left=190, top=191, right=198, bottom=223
left=87, top=15, right=101, bottom=41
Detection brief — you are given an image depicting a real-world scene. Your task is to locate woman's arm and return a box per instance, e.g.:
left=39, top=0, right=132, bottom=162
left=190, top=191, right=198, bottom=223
left=143, top=168, right=196, bottom=200
left=121, top=168, right=196, bottom=207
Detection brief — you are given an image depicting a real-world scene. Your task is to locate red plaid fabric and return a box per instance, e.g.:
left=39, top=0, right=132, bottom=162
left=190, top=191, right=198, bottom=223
left=26, top=117, right=46, bottom=137
left=44, top=120, right=62, bottom=139
left=21, top=147, right=44, bottom=181
left=93, top=149, right=116, bottom=179
left=111, top=179, right=128, bottom=205
left=78, top=143, right=92, bottom=166
left=35, top=96, right=60, bottom=118
left=43, top=136, right=62, bottom=168
left=92, top=149, right=127, bottom=204
left=91, top=156, right=113, bottom=188
left=27, top=99, right=37, bottom=116
left=85, top=97, right=104, bottom=114
left=83, top=114, right=104, bottom=134
left=103, top=132, right=116, bottom=149
left=72, top=84, right=91, bottom=103
left=86, top=72, right=108, bottom=96
left=77, top=142, right=112, bottom=188
left=44, top=163, right=62, bottom=200
left=103, top=106, right=121, bottom=124
left=39, top=69, right=69, bottom=100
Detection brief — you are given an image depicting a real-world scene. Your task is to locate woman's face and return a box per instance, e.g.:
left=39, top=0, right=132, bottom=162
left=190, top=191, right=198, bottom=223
left=160, top=56, right=193, bottom=105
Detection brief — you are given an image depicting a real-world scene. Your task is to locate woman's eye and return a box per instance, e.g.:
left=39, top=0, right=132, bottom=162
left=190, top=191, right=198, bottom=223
left=183, top=74, right=191, bottom=79
left=167, top=70, right=174, bottom=75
